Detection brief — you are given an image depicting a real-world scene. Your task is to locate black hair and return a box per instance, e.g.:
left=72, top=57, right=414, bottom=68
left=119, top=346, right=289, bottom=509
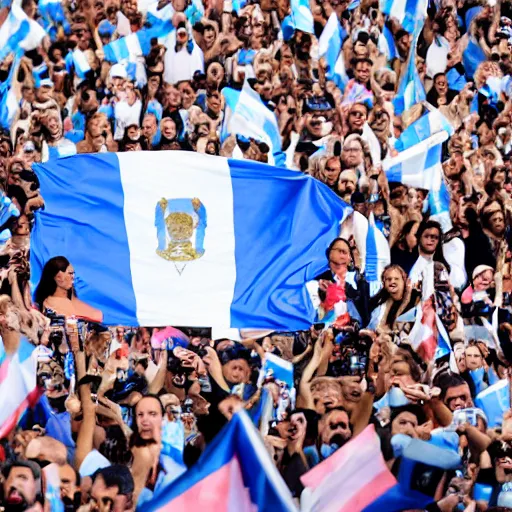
left=390, top=404, right=427, bottom=426
left=129, top=394, right=165, bottom=448
left=416, top=220, right=451, bottom=272
left=325, top=237, right=354, bottom=266
left=92, top=465, right=134, bottom=495
left=34, top=256, right=73, bottom=311
left=433, top=372, right=467, bottom=400
left=1, top=460, right=41, bottom=481
left=393, top=219, right=419, bottom=249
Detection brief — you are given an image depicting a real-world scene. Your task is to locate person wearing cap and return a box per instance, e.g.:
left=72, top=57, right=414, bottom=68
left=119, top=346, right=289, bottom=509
left=0, top=460, right=42, bottom=511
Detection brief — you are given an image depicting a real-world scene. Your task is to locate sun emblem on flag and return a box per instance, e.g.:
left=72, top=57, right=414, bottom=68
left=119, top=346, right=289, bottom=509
left=155, top=198, right=207, bottom=275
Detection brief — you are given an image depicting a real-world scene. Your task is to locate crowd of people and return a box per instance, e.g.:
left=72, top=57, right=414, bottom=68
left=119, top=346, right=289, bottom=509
left=3, top=0, right=512, bottom=510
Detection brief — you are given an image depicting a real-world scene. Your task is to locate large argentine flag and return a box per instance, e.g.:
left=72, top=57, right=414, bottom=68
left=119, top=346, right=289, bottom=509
left=141, top=410, right=297, bottom=511
left=30, top=152, right=350, bottom=329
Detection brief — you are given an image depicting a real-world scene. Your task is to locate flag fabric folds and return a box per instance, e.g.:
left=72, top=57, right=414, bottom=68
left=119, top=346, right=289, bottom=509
left=0, top=3, right=46, bottom=61
left=394, top=109, right=454, bottom=152
left=365, top=212, right=391, bottom=296
left=383, top=132, right=448, bottom=190
left=363, top=435, right=461, bottom=512
left=30, top=151, right=350, bottom=330
left=380, top=0, right=428, bottom=35
left=0, top=336, right=39, bottom=438
left=300, top=424, right=396, bottom=512
left=140, top=410, right=297, bottom=511
left=474, top=379, right=510, bottom=427
left=220, top=80, right=285, bottom=167
left=318, top=13, right=348, bottom=91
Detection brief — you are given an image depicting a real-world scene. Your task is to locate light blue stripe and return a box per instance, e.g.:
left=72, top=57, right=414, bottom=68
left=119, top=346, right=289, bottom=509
left=30, top=154, right=138, bottom=325
left=229, top=158, right=350, bottom=330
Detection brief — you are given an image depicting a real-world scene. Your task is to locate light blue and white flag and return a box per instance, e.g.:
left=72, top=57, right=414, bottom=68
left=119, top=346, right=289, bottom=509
left=390, top=0, right=428, bottom=114
left=38, top=0, right=67, bottom=24
left=0, top=52, right=22, bottom=131
left=145, top=1, right=175, bottom=36
left=260, top=353, right=294, bottom=389
left=290, top=0, right=314, bottom=34
left=30, top=151, right=351, bottom=330
left=282, top=0, right=314, bottom=39
left=43, top=464, right=65, bottom=512
left=318, top=13, right=348, bottom=91
left=103, top=30, right=154, bottom=63
left=395, top=109, right=453, bottom=152
left=394, top=47, right=427, bottom=115
left=224, top=80, right=285, bottom=167
left=0, top=3, right=46, bottom=61
left=474, top=379, right=509, bottom=428
left=161, top=419, right=185, bottom=464
left=365, top=212, right=391, bottom=296
left=428, top=162, right=452, bottom=233
left=380, top=0, right=427, bottom=34
left=65, top=49, right=91, bottom=80
left=220, top=87, right=241, bottom=143
left=383, top=131, right=448, bottom=190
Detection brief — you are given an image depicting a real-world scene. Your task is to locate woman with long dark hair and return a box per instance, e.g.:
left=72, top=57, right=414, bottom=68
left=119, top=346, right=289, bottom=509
left=390, top=220, right=420, bottom=275
left=314, top=238, right=370, bottom=327
left=368, top=264, right=420, bottom=331
left=34, top=256, right=103, bottom=321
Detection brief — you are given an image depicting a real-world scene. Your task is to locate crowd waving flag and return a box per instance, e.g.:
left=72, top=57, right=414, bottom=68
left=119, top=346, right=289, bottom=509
left=300, top=424, right=396, bottom=512
left=30, top=151, right=351, bottom=330
left=141, top=410, right=297, bottom=511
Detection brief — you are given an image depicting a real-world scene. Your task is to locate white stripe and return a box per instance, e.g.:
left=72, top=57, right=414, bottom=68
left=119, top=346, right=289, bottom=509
left=125, top=33, right=143, bottom=59
left=238, top=411, right=297, bottom=511
left=310, top=432, right=387, bottom=511
left=388, top=0, right=407, bottom=21
left=227, top=457, right=256, bottom=512
left=118, top=151, right=237, bottom=328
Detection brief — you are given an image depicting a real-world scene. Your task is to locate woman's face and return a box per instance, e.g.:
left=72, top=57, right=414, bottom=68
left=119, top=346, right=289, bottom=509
left=147, top=75, right=160, bottom=96
left=135, top=397, right=163, bottom=441
left=465, top=346, right=483, bottom=371
left=161, top=118, right=177, bottom=140
left=434, top=74, right=448, bottom=96
left=328, top=240, right=351, bottom=274
left=383, top=268, right=405, bottom=300
left=405, top=222, right=419, bottom=250
left=178, top=81, right=196, bottom=109
left=55, top=265, right=75, bottom=292
left=324, top=158, right=341, bottom=186
left=348, top=107, right=367, bottom=131
left=473, top=269, right=494, bottom=291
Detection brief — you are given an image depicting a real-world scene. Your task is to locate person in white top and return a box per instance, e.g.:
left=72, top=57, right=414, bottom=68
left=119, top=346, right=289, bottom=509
left=114, top=81, right=142, bottom=141
left=163, top=20, right=204, bottom=85
left=409, top=220, right=453, bottom=299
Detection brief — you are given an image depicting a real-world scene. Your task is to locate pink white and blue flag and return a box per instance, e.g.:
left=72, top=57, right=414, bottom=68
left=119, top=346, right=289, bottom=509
left=300, top=424, right=396, bottom=512
left=140, top=410, right=297, bottom=511
left=0, top=335, right=39, bottom=438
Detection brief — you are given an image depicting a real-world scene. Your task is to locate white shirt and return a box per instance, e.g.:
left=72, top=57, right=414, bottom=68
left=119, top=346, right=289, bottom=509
left=409, top=254, right=435, bottom=299
left=163, top=31, right=204, bottom=85
left=114, top=98, right=142, bottom=140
